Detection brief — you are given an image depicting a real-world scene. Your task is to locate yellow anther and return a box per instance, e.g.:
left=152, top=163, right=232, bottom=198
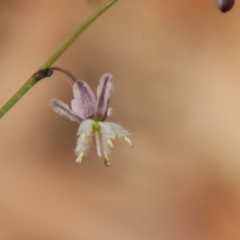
left=76, top=152, right=84, bottom=163
left=104, top=155, right=110, bottom=167
left=124, top=137, right=133, bottom=148
left=107, top=139, right=114, bottom=148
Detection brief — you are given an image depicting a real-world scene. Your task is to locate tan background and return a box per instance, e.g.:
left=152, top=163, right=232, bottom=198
left=0, top=0, right=240, bottom=239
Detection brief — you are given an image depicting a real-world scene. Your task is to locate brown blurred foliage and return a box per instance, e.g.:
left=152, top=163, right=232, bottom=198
left=0, top=0, right=240, bottom=239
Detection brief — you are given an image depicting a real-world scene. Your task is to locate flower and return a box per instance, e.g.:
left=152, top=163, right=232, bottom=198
left=49, top=73, right=132, bottom=166
left=216, top=0, right=235, bottom=13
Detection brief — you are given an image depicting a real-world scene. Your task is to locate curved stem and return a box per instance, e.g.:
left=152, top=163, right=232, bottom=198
left=0, top=0, right=118, bottom=119
left=49, top=67, right=78, bottom=82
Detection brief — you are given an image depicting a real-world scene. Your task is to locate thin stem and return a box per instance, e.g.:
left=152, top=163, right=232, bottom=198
left=49, top=67, right=78, bottom=82
left=0, top=0, right=118, bottom=119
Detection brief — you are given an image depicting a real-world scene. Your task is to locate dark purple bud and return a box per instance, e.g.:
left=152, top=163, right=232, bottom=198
left=217, top=0, right=235, bottom=13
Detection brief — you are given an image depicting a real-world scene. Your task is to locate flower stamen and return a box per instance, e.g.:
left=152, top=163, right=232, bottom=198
left=124, top=137, right=133, bottom=148
left=95, top=131, right=102, bottom=157
left=104, top=155, right=110, bottom=167
left=80, top=133, right=86, bottom=143
left=107, top=139, right=114, bottom=148
left=76, top=152, right=84, bottom=163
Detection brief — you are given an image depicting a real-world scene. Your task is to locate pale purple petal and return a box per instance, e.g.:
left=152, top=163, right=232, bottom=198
left=96, top=74, right=114, bottom=120
left=73, top=80, right=96, bottom=120
left=107, top=108, right=113, bottom=116
left=71, top=99, right=78, bottom=113
left=49, top=99, right=81, bottom=123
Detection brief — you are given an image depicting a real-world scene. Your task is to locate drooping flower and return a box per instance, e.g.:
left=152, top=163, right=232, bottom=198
left=49, top=73, right=132, bottom=166
left=217, top=0, right=235, bottom=13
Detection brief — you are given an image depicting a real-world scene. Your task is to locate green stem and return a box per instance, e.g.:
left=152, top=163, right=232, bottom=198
left=0, top=0, right=118, bottom=119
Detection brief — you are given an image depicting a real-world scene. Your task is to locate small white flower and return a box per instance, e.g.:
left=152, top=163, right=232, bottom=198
left=49, top=73, right=132, bottom=166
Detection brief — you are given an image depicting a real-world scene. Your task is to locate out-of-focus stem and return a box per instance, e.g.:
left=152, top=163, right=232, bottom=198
left=0, top=0, right=118, bottom=119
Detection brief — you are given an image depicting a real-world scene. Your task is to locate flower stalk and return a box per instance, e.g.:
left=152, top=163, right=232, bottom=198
left=0, top=0, right=118, bottom=119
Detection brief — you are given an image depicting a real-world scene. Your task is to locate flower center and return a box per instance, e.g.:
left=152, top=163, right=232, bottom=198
left=92, top=121, right=101, bottom=132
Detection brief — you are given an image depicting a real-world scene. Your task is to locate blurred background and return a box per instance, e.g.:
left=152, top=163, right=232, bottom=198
left=0, top=0, right=240, bottom=239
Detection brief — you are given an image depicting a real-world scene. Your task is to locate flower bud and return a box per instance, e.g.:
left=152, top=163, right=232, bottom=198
left=217, top=0, right=235, bottom=13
